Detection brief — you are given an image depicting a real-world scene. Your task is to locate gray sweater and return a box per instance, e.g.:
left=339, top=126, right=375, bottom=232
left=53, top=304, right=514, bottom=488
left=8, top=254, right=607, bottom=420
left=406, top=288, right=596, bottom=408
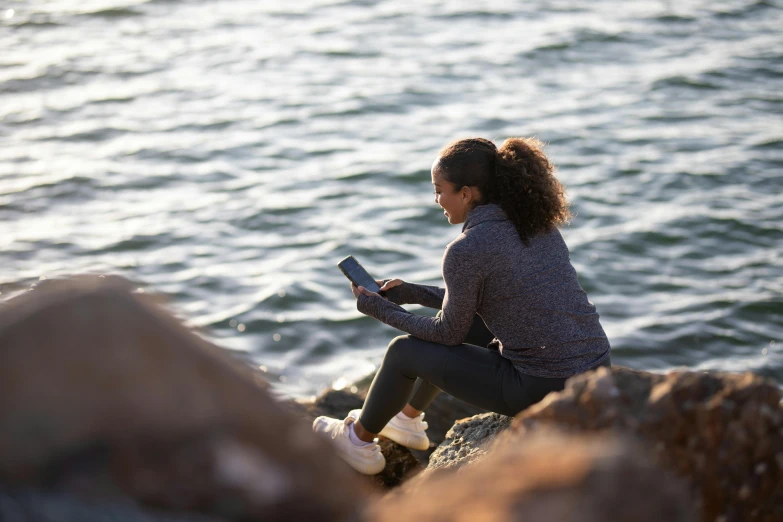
left=356, top=203, right=611, bottom=379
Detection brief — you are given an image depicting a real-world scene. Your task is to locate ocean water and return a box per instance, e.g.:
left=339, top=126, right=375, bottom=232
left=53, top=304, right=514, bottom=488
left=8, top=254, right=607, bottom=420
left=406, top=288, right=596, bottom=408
left=1, top=0, right=781, bottom=398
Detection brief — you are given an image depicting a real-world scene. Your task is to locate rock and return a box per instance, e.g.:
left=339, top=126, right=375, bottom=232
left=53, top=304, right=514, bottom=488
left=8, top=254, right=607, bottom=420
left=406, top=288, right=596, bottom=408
left=0, top=275, right=366, bottom=521
left=371, top=431, right=696, bottom=522
left=508, top=366, right=783, bottom=522
left=427, top=412, right=512, bottom=471
left=373, top=439, right=422, bottom=489
left=0, top=490, right=221, bottom=522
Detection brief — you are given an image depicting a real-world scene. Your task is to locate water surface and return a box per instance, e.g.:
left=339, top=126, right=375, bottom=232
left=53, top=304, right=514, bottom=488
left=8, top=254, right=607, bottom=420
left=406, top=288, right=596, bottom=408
left=1, top=0, right=781, bottom=397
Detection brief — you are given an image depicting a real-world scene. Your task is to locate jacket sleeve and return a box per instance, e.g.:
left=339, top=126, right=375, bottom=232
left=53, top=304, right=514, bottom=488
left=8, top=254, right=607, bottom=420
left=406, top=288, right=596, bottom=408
left=358, top=239, right=483, bottom=346
left=382, top=280, right=446, bottom=309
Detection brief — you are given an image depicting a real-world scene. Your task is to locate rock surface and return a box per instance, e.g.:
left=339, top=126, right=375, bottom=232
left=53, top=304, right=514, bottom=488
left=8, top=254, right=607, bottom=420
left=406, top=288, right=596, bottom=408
left=0, top=276, right=366, bottom=521
left=506, top=366, right=783, bottom=522
left=426, top=412, right=512, bottom=471
left=372, top=431, right=696, bottom=522
left=0, top=491, right=222, bottom=522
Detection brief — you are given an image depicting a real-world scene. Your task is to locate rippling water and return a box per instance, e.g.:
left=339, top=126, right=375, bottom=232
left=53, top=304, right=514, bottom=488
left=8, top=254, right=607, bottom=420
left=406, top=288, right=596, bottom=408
left=2, top=0, right=781, bottom=398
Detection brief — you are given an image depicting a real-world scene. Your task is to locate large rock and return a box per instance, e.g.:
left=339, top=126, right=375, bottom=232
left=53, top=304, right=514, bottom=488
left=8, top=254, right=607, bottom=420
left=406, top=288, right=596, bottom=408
left=0, top=490, right=221, bottom=522
left=371, top=431, right=696, bottom=522
left=0, top=276, right=366, bottom=521
left=508, top=366, right=783, bottom=522
left=426, top=412, right=511, bottom=471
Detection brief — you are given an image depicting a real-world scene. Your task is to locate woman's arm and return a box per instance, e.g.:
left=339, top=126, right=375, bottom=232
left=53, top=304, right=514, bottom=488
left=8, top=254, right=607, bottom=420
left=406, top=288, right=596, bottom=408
left=381, top=280, right=446, bottom=309
left=358, top=240, right=482, bottom=346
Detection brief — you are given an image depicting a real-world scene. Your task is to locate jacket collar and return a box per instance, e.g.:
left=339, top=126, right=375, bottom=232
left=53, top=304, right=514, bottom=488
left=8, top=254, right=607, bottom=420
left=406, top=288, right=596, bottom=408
left=462, top=203, right=508, bottom=232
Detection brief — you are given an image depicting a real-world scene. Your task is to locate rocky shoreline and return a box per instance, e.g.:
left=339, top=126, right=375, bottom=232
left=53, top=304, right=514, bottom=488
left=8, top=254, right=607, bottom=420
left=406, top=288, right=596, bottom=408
left=289, top=365, right=783, bottom=522
left=1, top=276, right=781, bottom=521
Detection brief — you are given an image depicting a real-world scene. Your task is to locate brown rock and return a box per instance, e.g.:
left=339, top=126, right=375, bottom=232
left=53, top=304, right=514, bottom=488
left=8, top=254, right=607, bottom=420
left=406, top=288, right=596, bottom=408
left=374, top=439, right=422, bottom=489
left=0, top=275, right=367, bottom=521
left=508, top=366, right=783, bottom=522
left=0, top=490, right=223, bottom=522
left=371, top=431, right=696, bottom=522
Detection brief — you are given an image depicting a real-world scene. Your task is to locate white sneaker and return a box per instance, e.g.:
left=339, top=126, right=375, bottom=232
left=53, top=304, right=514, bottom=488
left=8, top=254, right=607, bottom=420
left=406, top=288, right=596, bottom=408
left=312, top=412, right=386, bottom=475
left=349, top=409, right=430, bottom=451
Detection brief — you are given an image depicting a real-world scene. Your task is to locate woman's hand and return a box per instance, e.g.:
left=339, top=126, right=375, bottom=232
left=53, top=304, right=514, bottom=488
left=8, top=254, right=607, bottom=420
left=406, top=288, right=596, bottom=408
left=351, top=279, right=402, bottom=299
left=378, top=279, right=403, bottom=293
left=351, top=282, right=381, bottom=299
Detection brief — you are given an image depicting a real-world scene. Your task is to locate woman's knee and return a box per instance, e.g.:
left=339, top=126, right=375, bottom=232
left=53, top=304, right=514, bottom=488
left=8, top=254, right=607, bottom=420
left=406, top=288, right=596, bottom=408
left=384, top=335, right=418, bottom=366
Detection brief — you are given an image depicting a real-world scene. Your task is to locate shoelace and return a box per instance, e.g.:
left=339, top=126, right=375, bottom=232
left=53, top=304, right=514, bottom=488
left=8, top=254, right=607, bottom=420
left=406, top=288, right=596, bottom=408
left=323, top=418, right=345, bottom=440
left=326, top=418, right=381, bottom=454
left=413, top=418, right=429, bottom=431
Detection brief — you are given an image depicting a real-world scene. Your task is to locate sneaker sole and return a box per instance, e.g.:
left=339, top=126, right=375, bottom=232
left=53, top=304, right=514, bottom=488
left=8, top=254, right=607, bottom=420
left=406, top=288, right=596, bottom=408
left=336, top=449, right=386, bottom=475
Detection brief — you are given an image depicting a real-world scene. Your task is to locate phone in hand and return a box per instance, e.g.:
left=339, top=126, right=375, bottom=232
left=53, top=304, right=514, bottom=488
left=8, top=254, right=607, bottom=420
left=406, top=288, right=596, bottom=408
left=337, top=256, right=385, bottom=296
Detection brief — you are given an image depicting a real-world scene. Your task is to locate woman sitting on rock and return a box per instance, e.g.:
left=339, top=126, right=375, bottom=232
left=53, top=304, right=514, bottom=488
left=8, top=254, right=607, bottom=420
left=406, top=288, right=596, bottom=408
left=313, top=137, right=612, bottom=474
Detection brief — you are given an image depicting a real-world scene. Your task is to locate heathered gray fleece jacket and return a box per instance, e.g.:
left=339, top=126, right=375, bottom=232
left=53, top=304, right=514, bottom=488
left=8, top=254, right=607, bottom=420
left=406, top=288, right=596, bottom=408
left=356, top=203, right=611, bottom=379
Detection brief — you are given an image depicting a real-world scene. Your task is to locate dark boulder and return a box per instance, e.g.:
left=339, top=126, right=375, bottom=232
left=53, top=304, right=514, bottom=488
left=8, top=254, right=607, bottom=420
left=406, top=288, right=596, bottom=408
left=0, top=490, right=222, bottom=522
left=508, top=366, right=783, bottom=522
left=0, top=276, right=366, bottom=521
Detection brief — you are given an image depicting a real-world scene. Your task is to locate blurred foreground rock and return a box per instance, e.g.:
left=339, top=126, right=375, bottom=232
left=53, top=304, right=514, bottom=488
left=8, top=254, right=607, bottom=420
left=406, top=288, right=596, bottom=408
left=0, top=491, right=222, bottom=522
left=502, top=366, right=783, bottom=522
left=0, top=276, right=365, bottom=521
left=372, top=431, right=696, bottom=522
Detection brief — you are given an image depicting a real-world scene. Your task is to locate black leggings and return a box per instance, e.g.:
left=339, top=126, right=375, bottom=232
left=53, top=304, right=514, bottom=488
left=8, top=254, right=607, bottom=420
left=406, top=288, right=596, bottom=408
left=358, top=311, right=611, bottom=433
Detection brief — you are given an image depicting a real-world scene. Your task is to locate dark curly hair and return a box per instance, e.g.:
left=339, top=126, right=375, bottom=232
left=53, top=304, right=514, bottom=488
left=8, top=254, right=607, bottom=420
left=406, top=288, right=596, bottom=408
left=436, top=137, right=572, bottom=244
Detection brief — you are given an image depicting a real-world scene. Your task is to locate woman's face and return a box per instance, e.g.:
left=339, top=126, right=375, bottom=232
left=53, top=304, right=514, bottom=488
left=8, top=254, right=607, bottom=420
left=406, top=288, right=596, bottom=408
left=431, top=158, right=477, bottom=225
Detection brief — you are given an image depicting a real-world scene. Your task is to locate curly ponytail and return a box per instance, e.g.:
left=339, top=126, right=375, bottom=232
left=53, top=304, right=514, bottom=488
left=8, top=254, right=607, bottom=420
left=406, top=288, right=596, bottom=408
left=438, top=136, right=571, bottom=244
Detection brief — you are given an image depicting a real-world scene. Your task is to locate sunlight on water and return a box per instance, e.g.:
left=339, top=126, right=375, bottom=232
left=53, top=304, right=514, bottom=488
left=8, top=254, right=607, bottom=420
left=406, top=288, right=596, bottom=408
left=1, top=0, right=781, bottom=397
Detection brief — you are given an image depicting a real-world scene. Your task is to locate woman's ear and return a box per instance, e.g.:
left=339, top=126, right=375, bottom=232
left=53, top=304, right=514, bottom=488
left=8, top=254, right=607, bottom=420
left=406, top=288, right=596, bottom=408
left=463, top=186, right=481, bottom=206
left=462, top=186, right=472, bottom=204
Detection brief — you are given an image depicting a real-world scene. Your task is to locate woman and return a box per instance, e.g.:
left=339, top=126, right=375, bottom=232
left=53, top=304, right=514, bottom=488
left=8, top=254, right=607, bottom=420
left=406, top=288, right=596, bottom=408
left=313, top=137, right=611, bottom=475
